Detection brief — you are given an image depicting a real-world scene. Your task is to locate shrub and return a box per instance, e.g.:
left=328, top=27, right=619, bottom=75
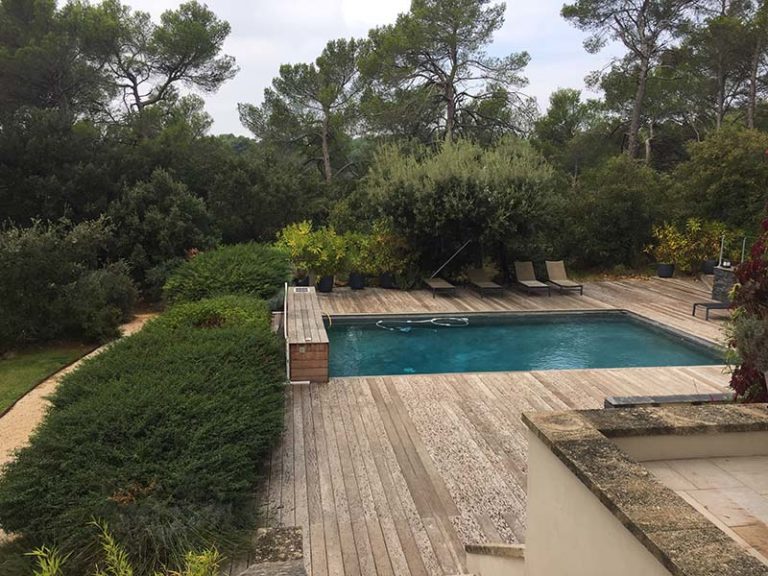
left=646, top=219, right=741, bottom=274
left=107, top=169, right=219, bottom=295
left=63, top=262, right=138, bottom=342
left=0, top=219, right=137, bottom=351
left=364, top=138, right=560, bottom=273
left=277, top=222, right=352, bottom=279
left=729, top=216, right=768, bottom=402
left=647, top=223, right=686, bottom=265
left=276, top=221, right=314, bottom=277
left=0, top=296, right=285, bottom=575
left=674, top=127, right=768, bottom=231
left=163, top=243, right=291, bottom=304
left=567, top=155, right=668, bottom=268
left=157, top=296, right=271, bottom=331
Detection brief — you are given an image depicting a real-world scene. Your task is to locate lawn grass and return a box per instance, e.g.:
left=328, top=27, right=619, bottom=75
left=0, top=343, right=92, bottom=414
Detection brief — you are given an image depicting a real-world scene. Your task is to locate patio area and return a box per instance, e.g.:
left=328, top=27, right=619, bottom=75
left=255, top=278, right=731, bottom=576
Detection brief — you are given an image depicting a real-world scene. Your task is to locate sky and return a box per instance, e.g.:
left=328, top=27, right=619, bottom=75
left=127, top=0, right=625, bottom=135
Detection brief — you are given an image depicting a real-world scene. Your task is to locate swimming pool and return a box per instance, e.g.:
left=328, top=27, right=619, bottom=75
left=326, top=312, right=723, bottom=377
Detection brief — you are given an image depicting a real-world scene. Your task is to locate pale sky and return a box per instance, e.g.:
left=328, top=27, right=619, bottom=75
left=126, top=0, right=625, bottom=135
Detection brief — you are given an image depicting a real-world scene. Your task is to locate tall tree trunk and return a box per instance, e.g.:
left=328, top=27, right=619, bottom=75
left=445, top=82, right=455, bottom=142
left=748, top=38, right=761, bottom=129
left=321, top=114, right=332, bottom=183
left=644, top=121, right=654, bottom=164
left=627, top=57, right=650, bottom=158
left=716, top=52, right=725, bottom=129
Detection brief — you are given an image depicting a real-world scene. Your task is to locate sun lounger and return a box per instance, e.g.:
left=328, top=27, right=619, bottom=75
left=545, top=260, right=583, bottom=295
left=692, top=301, right=730, bottom=321
left=467, top=269, right=504, bottom=298
left=424, top=277, right=457, bottom=298
left=513, top=261, right=551, bottom=296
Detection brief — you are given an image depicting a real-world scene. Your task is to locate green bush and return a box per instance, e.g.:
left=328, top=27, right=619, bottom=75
left=163, top=243, right=291, bottom=304
left=0, top=297, right=285, bottom=575
left=364, top=138, right=560, bottom=273
left=107, top=169, right=219, bottom=296
left=0, top=219, right=137, bottom=351
left=567, top=155, right=669, bottom=268
left=674, top=127, right=768, bottom=232
left=157, top=295, right=271, bottom=331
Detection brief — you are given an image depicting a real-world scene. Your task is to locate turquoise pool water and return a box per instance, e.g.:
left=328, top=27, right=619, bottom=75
left=327, top=313, right=722, bottom=377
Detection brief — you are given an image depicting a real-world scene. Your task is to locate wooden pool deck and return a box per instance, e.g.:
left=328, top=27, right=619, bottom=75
left=257, top=278, right=731, bottom=576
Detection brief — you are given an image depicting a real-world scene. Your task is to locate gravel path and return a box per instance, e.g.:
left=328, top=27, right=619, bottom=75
left=0, top=314, right=156, bottom=468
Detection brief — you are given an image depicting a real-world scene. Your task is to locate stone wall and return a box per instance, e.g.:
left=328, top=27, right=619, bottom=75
left=712, top=266, right=736, bottom=302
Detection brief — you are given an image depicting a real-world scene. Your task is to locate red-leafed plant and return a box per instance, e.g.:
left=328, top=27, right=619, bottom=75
left=729, top=216, right=768, bottom=402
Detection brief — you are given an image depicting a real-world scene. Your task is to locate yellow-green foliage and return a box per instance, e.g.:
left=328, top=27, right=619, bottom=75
left=27, top=547, right=67, bottom=576
left=276, top=221, right=314, bottom=274
left=277, top=222, right=347, bottom=277
left=26, top=523, right=222, bottom=576
left=92, top=521, right=133, bottom=576
left=648, top=223, right=686, bottom=264
left=648, top=218, right=738, bottom=273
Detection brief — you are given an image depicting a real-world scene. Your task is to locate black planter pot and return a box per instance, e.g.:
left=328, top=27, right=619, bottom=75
left=317, top=275, right=334, bottom=293
left=349, top=271, right=366, bottom=290
left=379, top=272, right=395, bottom=289
left=294, top=276, right=310, bottom=287
left=702, top=259, right=718, bottom=275
left=657, top=263, right=675, bottom=278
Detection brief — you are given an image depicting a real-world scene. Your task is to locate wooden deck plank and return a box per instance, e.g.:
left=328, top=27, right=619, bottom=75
left=293, top=386, right=310, bottom=574
left=349, top=378, right=433, bottom=576
left=301, top=385, right=328, bottom=576
left=281, top=385, right=295, bottom=526
left=319, top=383, right=362, bottom=575
left=262, top=278, right=732, bottom=575
left=336, top=380, right=396, bottom=576
left=328, top=383, right=378, bottom=575
left=310, top=385, right=344, bottom=576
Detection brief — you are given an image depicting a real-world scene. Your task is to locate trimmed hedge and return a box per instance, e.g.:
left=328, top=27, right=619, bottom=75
left=163, top=243, right=291, bottom=304
left=0, top=296, right=285, bottom=575
left=157, top=295, right=272, bottom=331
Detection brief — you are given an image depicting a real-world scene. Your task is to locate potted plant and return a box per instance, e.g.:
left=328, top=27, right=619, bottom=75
left=370, top=220, right=407, bottom=288
left=648, top=223, right=685, bottom=278
left=699, top=220, right=728, bottom=274
left=308, top=227, right=346, bottom=293
left=276, top=221, right=314, bottom=285
left=345, top=232, right=375, bottom=290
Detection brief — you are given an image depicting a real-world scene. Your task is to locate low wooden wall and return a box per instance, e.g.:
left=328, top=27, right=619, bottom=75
left=288, top=342, right=328, bottom=383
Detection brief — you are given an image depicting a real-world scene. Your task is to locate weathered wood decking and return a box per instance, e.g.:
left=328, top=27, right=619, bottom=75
left=286, top=286, right=329, bottom=383
left=258, top=278, right=731, bottom=576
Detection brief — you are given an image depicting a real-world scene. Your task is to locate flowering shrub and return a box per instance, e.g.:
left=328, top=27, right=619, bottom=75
left=729, top=216, right=768, bottom=402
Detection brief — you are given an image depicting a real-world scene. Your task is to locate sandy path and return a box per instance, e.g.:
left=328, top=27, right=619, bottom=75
left=0, top=314, right=156, bottom=468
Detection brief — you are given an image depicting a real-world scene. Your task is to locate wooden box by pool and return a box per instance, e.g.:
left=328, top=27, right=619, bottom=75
left=285, top=286, right=329, bottom=383
left=289, top=341, right=328, bottom=382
